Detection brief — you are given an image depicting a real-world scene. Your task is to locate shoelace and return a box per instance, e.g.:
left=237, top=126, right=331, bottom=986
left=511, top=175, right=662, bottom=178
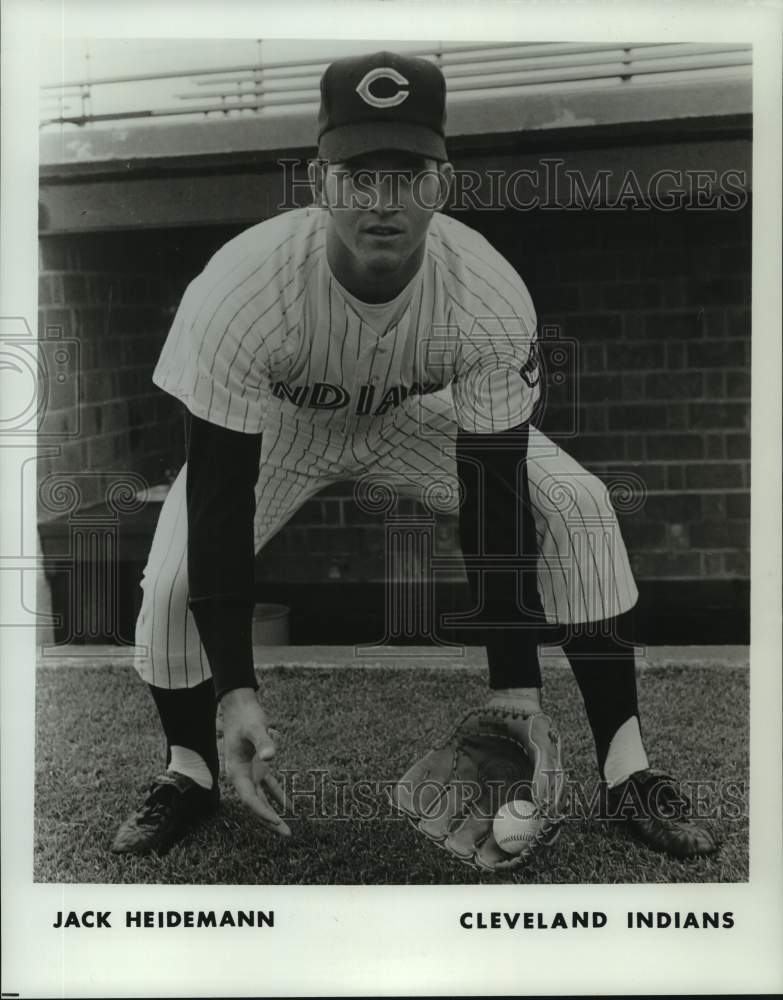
left=136, top=778, right=181, bottom=824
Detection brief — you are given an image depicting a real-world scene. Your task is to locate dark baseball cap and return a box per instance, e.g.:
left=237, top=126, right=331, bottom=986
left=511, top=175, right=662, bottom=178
left=317, top=50, right=447, bottom=163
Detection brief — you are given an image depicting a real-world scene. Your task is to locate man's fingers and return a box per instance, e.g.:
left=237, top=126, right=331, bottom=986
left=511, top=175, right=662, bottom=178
left=260, top=767, right=290, bottom=813
left=249, top=727, right=277, bottom=761
left=231, top=771, right=291, bottom=836
left=251, top=756, right=291, bottom=812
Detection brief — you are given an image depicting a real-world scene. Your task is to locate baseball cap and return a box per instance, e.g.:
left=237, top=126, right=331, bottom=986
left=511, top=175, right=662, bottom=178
left=317, top=50, right=447, bottom=163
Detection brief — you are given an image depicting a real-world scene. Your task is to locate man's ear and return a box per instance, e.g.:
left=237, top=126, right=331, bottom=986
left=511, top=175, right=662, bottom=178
left=308, top=157, right=328, bottom=207
left=436, top=161, right=455, bottom=210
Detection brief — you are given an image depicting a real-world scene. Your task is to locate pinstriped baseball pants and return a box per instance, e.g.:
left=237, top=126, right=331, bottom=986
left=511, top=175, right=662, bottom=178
left=134, top=389, right=638, bottom=689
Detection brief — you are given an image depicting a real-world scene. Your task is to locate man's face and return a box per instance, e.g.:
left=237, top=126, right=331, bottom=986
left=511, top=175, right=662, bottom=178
left=318, top=151, right=452, bottom=278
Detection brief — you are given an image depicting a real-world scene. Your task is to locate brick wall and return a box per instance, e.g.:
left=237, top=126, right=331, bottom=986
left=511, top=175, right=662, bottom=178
left=37, top=231, right=208, bottom=517
left=37, top=203, right=751, bottom=590
left=472, top=205, right=752, bottom=583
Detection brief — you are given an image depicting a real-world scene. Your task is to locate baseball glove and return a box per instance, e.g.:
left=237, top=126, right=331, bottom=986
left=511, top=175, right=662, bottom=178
left=389, top=706, right=565, bottom=873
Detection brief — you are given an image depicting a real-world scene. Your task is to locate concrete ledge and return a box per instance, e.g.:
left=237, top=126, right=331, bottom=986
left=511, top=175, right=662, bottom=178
left=36, top=643, right=749, bottom=671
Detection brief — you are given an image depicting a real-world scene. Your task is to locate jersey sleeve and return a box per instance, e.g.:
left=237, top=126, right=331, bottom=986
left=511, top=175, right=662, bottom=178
left=152, top=267, right=276, bottom=435
left=451, top=301, right=541, bottom=434
left=186, top=413, right=262, bottom=700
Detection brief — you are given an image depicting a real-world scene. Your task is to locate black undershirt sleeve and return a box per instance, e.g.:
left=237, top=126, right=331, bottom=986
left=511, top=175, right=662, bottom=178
left=455, top=421, right=546, bottom=689
left=185, top=411, right=263, bottom=701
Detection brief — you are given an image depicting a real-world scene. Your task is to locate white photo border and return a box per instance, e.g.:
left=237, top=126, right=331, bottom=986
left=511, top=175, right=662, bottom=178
left=1, top=0, right=781, bottom=996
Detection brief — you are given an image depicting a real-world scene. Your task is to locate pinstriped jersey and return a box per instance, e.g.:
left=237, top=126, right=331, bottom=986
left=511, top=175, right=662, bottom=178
left=153, top=207, right=540, bottom=437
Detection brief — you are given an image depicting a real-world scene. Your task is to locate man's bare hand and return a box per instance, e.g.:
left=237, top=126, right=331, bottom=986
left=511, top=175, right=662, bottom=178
left=220, top=687, right=291, bottom=837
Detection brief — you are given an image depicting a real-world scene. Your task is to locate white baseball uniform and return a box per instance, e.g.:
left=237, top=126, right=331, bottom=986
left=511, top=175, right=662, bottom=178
left=135, top=207, right=638, bottom=689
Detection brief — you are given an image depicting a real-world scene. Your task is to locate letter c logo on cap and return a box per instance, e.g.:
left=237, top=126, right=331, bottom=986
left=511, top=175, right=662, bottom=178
left=356, top=67, right=410, bottom=108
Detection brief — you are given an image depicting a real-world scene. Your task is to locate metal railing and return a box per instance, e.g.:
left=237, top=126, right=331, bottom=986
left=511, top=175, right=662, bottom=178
left=40, top=41, right=752, bottom=129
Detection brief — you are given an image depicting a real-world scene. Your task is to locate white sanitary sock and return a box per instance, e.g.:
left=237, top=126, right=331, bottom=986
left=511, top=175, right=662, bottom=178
left=168, top=745, right=213, bottom=790
left=487, top=686, right=542, bottom=715
left=603, top=716, right=650, bottom=788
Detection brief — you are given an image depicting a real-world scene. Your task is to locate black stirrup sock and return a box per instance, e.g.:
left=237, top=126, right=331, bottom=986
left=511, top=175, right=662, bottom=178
left=148, top=679, right=220, bottom=785
left=558, top=612, right=644, bottom=778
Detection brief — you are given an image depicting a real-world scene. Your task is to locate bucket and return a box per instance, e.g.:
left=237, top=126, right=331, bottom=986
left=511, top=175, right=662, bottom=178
left=252, top=603, right=290, bottom=646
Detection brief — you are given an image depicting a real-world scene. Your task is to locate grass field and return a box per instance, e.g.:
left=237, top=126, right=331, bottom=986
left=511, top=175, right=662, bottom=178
left=34, top=658, right=749, bottom=885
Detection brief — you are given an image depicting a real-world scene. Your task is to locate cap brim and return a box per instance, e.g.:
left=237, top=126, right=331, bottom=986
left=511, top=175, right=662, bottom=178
left=318, top=121, right=447, bottom=163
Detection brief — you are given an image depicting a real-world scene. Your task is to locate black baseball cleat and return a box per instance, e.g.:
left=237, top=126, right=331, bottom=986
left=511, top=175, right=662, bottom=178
left=606, top=769, right=719, bottom=859
left=111, top=772, right=219, bottom=855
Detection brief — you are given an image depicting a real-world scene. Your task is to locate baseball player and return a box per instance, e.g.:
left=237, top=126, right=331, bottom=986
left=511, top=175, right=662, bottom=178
left=112, top=51, right=717, bottom=867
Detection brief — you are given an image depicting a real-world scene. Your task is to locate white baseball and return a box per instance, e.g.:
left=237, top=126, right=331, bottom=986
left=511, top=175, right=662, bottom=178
left=492, top=800, right=543, bottom=856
